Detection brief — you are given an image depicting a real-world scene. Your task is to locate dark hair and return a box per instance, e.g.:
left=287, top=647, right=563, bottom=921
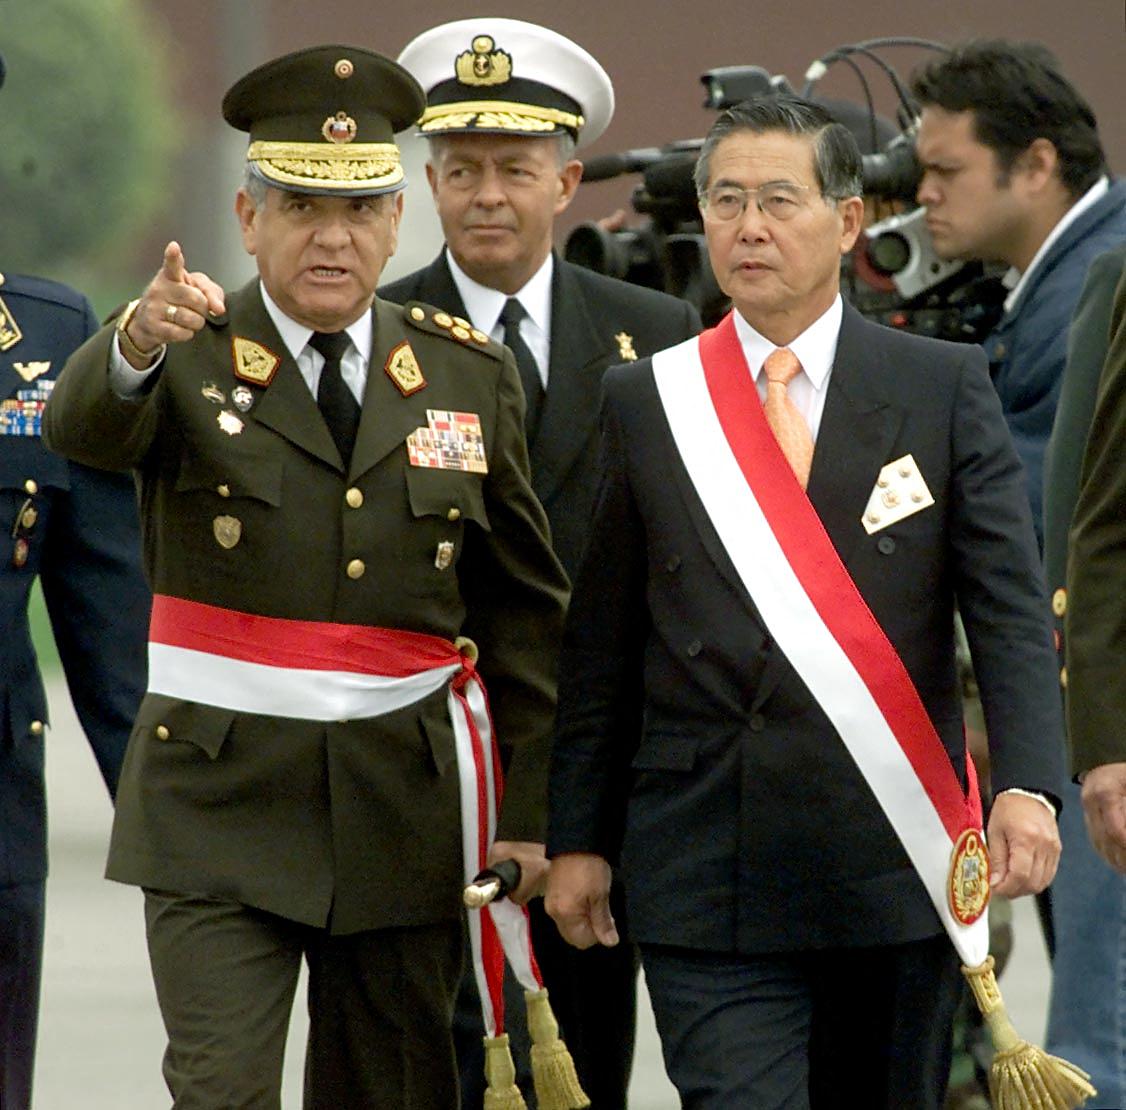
left=693, top=95, right=863, bottom=201
left=911, top=40, right=1105, bottom=196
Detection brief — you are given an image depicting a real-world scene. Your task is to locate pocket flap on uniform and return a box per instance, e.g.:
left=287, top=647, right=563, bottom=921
left=631, top=731, right=701, bottom=772
left=405, top=466, right=490, bottom=531
left=174, top=451, right=283, bottom=506
left=134, top=694, right=236, bottom=761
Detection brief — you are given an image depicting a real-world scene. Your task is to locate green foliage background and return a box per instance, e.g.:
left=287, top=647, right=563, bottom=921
left=0, top=0, right=176, bottom=296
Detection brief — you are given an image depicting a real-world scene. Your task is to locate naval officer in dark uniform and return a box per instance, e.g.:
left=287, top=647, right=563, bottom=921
left=44, top=44, right=568, bottom=1109
left=382, top=21, right=701, bottom=1105
left=0, top=51, right=149, bottom=1110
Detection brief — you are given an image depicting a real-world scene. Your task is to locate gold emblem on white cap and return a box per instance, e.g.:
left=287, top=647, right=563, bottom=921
left=456, top=35, right=512, bottom=86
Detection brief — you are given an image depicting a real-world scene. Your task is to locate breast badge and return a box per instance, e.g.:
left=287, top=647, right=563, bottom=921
left=231, top=385, right=255, bottom=413
left=217, top=410, right=244, bottom=436
left=201, top=382, right=226, bottom=404
left=948, top=828, right=990, bottom=925
left=434, top=541, right=455, bottom=570
left=861, top=453, right=934, bottom=534
left=13, top=361, right=51, bottom=382
left=213, top=515, right=242, bottom=549
left=232, top=336, right=280, bottom=386
left=407, top=410, right=487, bottom=474
left=384, top=340, right=426, bottom=396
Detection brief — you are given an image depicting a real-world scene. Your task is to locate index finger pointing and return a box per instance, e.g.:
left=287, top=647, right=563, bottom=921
left=162, top=241, right=187, bottom=283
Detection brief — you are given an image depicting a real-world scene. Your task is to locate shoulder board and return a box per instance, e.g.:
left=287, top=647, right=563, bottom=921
left=0, top=271, right=90, bottom=314
left=401, top=300, right=502, bottom=360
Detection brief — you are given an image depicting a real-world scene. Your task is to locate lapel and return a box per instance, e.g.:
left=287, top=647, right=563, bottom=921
left=805, top=305, right=902, bottom=569
left=228, top=283, right=340, bottom=469
left=411, top=253, right=472, bottom=319
left=530, top=261, right=617, bottom=502
left=349, top=298, right=435, bottom=481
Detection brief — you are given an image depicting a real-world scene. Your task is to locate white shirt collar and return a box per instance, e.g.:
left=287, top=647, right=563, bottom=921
left=1003, top=176, right=1110, bottom=312
left=257, top=281, right=373, bottom=364
left=735, top=295, right=843, bottom=387
left=445, top=250, right=555, bottom=337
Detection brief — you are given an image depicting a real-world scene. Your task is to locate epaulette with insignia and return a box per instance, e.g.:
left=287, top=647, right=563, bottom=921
left=402, top=301, right=502, bottom=360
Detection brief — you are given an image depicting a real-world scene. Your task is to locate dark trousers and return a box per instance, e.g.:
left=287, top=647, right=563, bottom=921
left=143, top=890, right=462, bottom=1109
left=454, top=887, right=640, bottom=1108
left=641, top=933, right=962, bottom=1110
left=0, top=881, right=45, bottom=1110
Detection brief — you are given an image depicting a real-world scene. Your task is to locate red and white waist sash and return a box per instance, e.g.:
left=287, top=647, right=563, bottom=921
left=650, top=315, right=989, bottom=965
left=147, top=593, right=541, bottom=1037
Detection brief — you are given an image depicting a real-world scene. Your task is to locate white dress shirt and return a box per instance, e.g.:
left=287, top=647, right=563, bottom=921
left=446, top=250, right=554, bottom=389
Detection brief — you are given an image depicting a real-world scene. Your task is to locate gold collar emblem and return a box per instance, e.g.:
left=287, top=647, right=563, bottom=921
left=385, top=340, right=426, bottom=396
left=232, top=337, right=280, bottom=386
left=0, top=295, right=23, bottom=352
left=455, top=35, right=513, bottom=86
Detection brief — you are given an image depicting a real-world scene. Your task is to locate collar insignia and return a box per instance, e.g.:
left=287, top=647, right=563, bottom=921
left=232, top=336, right=280, bottom=386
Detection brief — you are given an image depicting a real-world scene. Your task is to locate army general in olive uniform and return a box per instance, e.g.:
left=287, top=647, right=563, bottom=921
left=43, top=45, right=568, bottom=1110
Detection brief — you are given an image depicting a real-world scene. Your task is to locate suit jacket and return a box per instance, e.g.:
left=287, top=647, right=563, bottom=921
left=381, top=254, right=701, bottom=578
left=43, top=281, right=568, bottom=933
left=983, top=179, right=1126, bottom=543
left=548, top=303, right=1065, bottom=953
left=1043, top=244, right=1126, bottom=723
left=0, top=272, right=149, bottom=887
left=1065, top=255, right=1126, bottom=774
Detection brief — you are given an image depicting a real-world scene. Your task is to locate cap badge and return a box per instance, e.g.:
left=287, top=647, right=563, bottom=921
left=456, top=35, right=512, bottom=87
left=232, top=336, right=280, bottom=386
left=322, top=111, right=358, bottom=144
left=384, top=340, right=426, bottom=397
left=948, top=828, right=990, bottom=925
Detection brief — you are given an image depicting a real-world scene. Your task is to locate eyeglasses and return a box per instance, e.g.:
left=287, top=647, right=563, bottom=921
left=698, top=181, right=823, bottom=223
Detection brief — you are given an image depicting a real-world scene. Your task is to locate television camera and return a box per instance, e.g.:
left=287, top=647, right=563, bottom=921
left=563, top=38, right=1007, bottom=338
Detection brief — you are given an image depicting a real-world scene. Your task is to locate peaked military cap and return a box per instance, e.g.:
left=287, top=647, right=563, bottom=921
left=397, top=18, right=614, bottom=148
left=222, top=44, right=425, bottom=196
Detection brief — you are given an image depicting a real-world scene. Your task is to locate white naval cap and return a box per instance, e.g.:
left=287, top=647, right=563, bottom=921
left=397, top=17, right=615, bottom=148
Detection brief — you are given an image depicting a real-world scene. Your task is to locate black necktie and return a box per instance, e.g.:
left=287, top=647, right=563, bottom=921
left=309, top=330, right=360, bottom=466
left=499, top=298, right=544, bottom=438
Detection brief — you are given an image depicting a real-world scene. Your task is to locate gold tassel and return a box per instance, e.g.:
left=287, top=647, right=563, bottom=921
left=962, top=956, right=1096, bottom=1109
left=525, top=988, right=591, bottom=1110
left=483, top=1033, right=527, bottom=1110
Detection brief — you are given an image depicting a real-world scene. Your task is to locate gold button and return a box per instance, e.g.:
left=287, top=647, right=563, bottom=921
left=156, top=725, right=170, bottom=741
left=347, top=558, right=366, bottom=579
left=447, top=506, right=461, bottom=522
left=24, top=479, right=38, bottom=495
left=1052, top=588, right=1067, bottom=617
left=346, top=487, right=364, bottom=509
left=217, top=483, right=231, bottom=498
left=410, top=306, right=425, bottom=322
left=1059, top=666, right=1068, bottom=689
left=29, top=720, right=44, bottom=736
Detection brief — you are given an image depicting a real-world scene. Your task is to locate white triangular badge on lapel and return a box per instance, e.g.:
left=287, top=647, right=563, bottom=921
left=861, top=453, right=934, bottom=534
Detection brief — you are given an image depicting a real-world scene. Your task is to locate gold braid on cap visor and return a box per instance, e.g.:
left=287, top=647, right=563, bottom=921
left=419, top=100, right=583, bottom=134
left=246, top=141, right=404, bottom=190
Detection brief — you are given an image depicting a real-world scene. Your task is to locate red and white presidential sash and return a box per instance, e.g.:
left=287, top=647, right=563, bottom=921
left=147, top=593, right=541, bottom=1037
left=650, top=314, right=990, bottom=965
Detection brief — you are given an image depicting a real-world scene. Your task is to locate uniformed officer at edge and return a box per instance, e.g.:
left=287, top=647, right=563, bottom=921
left=44, top=44, right=568, bottom=1108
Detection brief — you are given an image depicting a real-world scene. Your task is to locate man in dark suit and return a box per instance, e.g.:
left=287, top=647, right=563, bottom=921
left=381, top=18, right=700, bottom=1107
left=546, top=96, right=1064, bottom=1110
left=44, top=45, right=568, bottom=1109
left=0, top=52, right=150, bottom=1110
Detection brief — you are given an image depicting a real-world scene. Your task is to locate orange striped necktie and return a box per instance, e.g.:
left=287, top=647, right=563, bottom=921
left=762, top=347, right=814, bottom=490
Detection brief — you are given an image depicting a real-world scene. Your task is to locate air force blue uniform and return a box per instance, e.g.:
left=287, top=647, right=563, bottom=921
left=0, top=272, right=149, bottom=1108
